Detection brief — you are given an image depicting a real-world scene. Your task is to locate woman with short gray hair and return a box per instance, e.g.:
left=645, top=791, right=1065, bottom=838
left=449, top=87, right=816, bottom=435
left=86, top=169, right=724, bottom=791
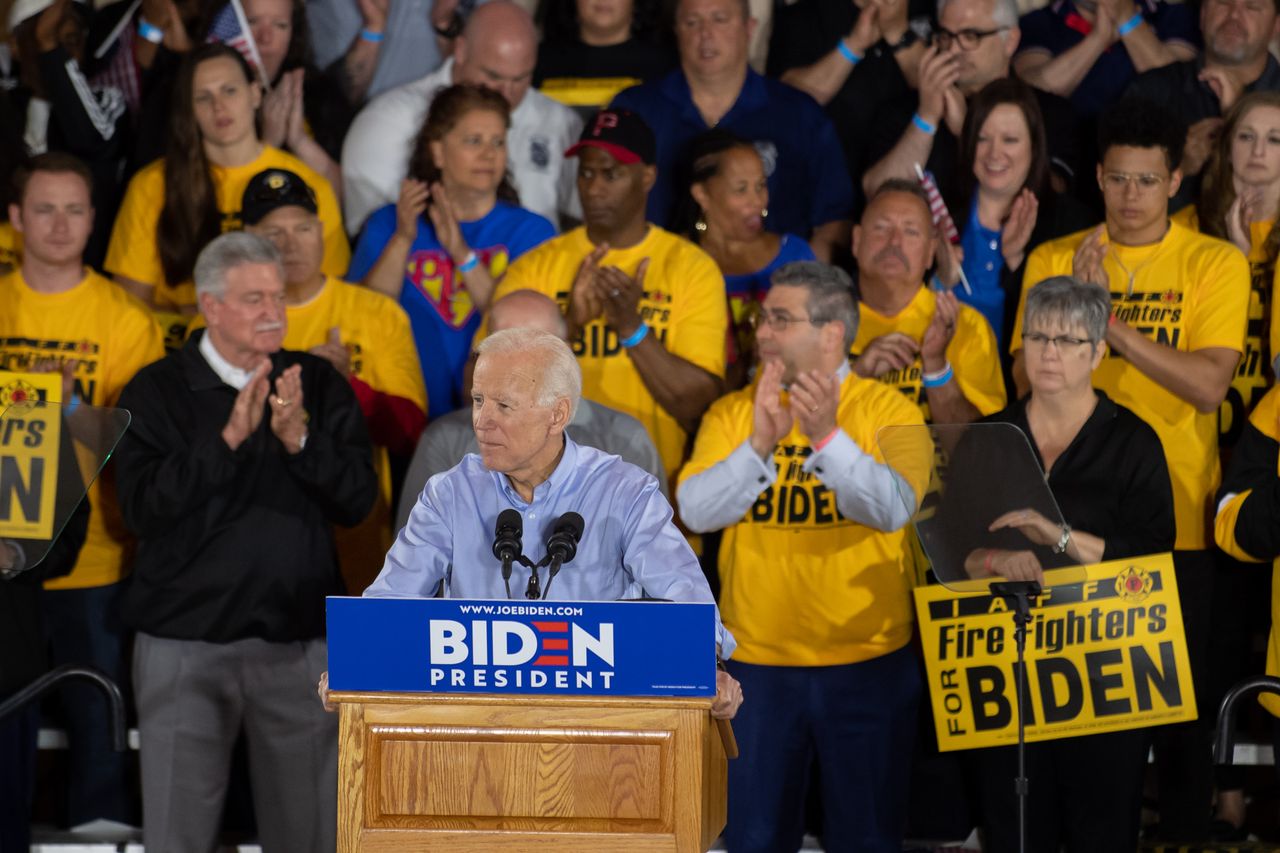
left=950, top=274, right=1176, bottom=851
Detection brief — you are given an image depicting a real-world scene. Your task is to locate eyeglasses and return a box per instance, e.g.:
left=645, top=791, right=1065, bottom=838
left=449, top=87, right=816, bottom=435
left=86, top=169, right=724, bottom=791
left=749, top=311, right=818, bottom=332
left=934, top=26, right=1010, bottom=51
left=1101, top=172, right=1168, bottom=193
left=1022, top=332, right=1093, bottom=351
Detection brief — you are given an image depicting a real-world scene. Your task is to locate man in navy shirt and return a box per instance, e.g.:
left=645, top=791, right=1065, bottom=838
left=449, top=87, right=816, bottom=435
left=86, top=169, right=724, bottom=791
left=1015, top=0, right=1197, bottom=117
left=610, top=0, right=854, bottom=262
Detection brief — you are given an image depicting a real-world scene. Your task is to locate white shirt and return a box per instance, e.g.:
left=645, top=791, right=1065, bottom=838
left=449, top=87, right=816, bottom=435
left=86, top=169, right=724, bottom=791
left=199, top=332, right=253, bottom=390
left=340, top=58, right=584, bottom=235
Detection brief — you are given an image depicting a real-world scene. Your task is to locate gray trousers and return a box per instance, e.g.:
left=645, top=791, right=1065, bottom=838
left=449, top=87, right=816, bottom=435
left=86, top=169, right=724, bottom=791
left=133, top=633, right=337, bottom=853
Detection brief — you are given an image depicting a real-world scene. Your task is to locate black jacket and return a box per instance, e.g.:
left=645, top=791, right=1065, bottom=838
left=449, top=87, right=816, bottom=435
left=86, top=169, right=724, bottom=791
left=931, top=392, right=1176, bottom=576
left=114, top=333, right=376, bottom=643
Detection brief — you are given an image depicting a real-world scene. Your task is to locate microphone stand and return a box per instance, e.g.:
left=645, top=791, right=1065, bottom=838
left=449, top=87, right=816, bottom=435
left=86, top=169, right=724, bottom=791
left=988, top=579, right=1041, bottom=853
left=503, top=554, right=536, bottom=600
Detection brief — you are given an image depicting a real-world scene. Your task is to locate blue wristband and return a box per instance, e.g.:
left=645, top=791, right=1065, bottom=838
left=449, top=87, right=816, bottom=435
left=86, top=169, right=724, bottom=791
left=137, top=18, right=164, bottom=44
left=457, top=251, right=479, bottom=273
left=64, top=395, right=80, bottom=416
left=912, top=113, right=937, bottom=136
left=1117, top=12, right=1143, bottom=36
left=921, top=363, right=953, bottom=388
left=359, top=28, right=385, bottom=43
left=837, top=39, right=862, bottom=65
left=620, top=323, right=650, bottom=349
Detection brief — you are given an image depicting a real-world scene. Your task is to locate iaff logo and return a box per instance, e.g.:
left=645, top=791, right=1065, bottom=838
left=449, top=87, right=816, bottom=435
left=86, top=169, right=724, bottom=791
left=427, top=619, right=617, bottom=690
left=1115, top=566, right=1153, bottom=602
left=0, top=379, right=41, bottom=412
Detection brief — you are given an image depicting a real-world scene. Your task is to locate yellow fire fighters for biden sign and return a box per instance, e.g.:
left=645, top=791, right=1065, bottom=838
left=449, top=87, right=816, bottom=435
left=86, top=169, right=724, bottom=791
left=915, top=555, right=1195, bottom=751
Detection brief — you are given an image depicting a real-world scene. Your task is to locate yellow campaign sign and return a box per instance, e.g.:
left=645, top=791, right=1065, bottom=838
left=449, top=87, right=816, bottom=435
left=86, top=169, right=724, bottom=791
left=0, top=371, right=62, bottom=539
left=914, top=554, right=1195, bottom=751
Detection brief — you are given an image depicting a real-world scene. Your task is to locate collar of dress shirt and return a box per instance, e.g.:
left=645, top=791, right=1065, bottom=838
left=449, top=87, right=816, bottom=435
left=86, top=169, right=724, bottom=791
left=198, top=331, right=254, bottom=390
left=495, top=434, right=580, bottom=507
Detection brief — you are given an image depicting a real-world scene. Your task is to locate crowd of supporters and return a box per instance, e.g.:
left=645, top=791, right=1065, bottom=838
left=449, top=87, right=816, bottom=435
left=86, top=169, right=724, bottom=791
left=3, top=0, right=1280, bottom=847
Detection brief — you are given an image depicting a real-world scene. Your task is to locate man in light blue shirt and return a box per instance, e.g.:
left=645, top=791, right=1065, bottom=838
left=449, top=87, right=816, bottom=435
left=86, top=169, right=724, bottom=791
left=365, top=326, right=743, bottom=718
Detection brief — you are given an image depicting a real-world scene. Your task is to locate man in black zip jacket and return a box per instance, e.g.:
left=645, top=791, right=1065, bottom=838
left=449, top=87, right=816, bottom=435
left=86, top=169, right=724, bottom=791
left=114, top=232, right=376, bottom=853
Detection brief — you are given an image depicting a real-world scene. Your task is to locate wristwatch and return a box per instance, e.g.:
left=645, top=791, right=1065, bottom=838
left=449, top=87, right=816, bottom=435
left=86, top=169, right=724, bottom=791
left=1052, top=523, right=1072, bottom=555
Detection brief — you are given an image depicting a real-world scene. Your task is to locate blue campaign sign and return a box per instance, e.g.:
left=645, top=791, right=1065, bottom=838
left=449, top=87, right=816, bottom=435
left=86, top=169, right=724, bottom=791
left=327, top=597, right=718, bottom=697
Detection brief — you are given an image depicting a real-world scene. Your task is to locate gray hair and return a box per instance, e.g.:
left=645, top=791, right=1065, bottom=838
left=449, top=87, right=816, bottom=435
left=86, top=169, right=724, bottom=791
left=771, top=261, right=860, bottom=349
left=476, top=327, right=582, bottom=419
left=1024, top=276, right=1111, bottom=345
left=193, top=232, right=284, bottom=300
left=938, top=0, right=1018, bottom=31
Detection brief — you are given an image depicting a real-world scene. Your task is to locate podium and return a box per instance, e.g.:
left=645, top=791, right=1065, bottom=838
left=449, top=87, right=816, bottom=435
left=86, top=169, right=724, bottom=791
left=327, top=597, right=736, bottom=852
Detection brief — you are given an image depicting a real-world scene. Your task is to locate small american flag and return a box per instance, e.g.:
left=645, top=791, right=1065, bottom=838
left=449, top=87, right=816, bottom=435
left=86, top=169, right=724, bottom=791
left=206, top=0, right=268, bottom=85
left=914, top=163, right=959, bottom=244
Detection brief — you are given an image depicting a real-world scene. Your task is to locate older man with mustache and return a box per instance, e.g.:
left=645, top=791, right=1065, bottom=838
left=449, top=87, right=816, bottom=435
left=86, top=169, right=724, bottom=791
left=850, top=178, right=1006, bottom=424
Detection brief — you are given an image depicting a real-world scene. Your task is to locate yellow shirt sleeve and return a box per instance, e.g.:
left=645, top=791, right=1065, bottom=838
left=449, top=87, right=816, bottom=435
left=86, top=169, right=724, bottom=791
left=361, top=293, right=427, bottom=411
left=948, top=304, right=1006, bottom=416
left=105, top=162, right=164, bottom=287
left=678, top=389, right=752, bottom=484
left=665, top=247, right=728, bottom=380
left=1187, top=242, right=1250, bottom=353
left=103, top=300, right=166, bottom=405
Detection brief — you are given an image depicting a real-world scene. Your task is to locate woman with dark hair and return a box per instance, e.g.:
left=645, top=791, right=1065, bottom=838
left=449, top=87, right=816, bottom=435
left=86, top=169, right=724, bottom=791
left=677, top=129, right=814, bottom=387
left=244, top=0, right=353, bottom=193
left=534, top=0, right=674, bottom=112
left=105, top=43, right=348, bottom=311
left=349, top=83, right=555, bottom=419
left=938, top=78, right=1093, bottom=350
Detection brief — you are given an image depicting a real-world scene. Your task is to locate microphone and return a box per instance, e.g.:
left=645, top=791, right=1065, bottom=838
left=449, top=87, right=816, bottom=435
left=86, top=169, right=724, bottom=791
left=493, top=509, right=523, bottom=599
left=541, top=512, right=584, bottom=599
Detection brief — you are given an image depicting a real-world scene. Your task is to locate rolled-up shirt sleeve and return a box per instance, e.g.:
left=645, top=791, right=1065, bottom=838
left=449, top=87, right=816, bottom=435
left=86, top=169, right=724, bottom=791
left=802, top=430, right=916, bottom=532
left=677, top=441, right=776, bottom=534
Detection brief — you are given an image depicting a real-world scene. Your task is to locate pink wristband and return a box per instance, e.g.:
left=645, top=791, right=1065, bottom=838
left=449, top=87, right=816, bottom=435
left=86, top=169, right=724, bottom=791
left=813, top=428, right=841, bottom=452
left=984, top=549, right=995, bottom=575
left=1108, top=313, right=1117, bottom=326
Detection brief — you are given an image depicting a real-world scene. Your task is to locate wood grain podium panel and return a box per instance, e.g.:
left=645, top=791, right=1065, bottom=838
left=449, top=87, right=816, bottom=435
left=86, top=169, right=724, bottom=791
left=332, top=692, right=729, bottom=852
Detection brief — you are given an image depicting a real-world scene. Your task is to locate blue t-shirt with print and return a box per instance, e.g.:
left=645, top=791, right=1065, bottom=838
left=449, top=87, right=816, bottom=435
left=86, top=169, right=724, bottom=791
left=348, top=201, right=556, bottom=419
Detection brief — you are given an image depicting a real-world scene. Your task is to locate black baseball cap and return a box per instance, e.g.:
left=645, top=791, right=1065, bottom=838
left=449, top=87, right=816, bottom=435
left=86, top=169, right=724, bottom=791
left=565, top=109, right=656, bottom=166
left=241, top=169, right=318, bottom=225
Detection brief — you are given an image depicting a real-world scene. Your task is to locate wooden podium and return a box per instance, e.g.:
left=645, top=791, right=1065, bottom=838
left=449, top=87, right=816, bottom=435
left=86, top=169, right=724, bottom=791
left=330, top=690, right=735, bottom=852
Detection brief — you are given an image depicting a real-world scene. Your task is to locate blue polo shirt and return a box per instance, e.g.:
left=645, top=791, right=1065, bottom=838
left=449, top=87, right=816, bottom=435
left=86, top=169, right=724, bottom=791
left=1017, top=0, right=1197, bottom=117
left=611, top=69, right=854, bottom=236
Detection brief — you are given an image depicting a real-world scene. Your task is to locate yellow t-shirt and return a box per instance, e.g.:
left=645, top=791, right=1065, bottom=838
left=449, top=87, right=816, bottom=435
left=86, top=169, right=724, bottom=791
left=104, top=147, right=350, bottom=310
left=0, top=269, right=166, bottom=588
left=678, top=372, right=930, bottom=666
left=493, top=226, right=728, bottom=481
left=851, top=285, right=1007, bottom=421
left=1172, top=206, right=1275, bottom=446
left=1015, top=220, right=1250, bottom=550
left=0, top=222, right=22, bottom=272
left=188, top=277, right=427, bottom=591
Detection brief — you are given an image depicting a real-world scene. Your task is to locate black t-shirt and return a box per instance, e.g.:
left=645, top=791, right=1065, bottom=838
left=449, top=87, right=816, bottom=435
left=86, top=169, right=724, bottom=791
left=534, top=37, right=675, bottom=87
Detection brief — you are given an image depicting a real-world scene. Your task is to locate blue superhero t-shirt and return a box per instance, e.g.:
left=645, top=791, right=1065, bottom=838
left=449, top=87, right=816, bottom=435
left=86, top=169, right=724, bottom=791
left=349, top=201, right=556, bottom=418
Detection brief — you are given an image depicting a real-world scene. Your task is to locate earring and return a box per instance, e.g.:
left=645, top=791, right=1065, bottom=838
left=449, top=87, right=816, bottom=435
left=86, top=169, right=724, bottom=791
left=761, top=207, right=768, bottom=219
left=695, top=218, right=707, bottom=232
